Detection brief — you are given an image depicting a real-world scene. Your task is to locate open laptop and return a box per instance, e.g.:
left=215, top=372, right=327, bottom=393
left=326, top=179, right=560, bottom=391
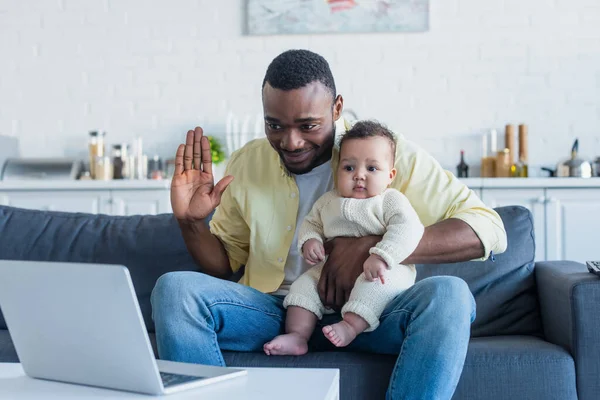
left=0, top=260, right=246, bottom=395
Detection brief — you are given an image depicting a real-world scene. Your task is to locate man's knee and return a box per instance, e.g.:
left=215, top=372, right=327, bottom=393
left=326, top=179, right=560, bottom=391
left=151, top=271, right=211, bottom=313
left=420, top=276, right=475, bottom=322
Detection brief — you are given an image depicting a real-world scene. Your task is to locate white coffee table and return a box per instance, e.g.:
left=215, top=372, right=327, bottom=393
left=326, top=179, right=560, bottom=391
left=0, top=361, right=339, bottom=399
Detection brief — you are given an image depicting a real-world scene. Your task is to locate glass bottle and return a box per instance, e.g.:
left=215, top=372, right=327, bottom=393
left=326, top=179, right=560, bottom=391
left=456, top=150, right=469, bottom=178
left=111, top=144, right=129, bottom=179
left=513, top=124, right=529, bottom=177
left=88, top=131, right=105, bottom=179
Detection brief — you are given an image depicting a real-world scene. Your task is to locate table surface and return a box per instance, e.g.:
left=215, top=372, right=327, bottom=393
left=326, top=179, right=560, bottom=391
left=0, top=362, right=339, bottom=400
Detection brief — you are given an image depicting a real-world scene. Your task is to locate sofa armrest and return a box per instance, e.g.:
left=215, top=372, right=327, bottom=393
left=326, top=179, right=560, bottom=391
left=536, top=261, right=600, bottom=400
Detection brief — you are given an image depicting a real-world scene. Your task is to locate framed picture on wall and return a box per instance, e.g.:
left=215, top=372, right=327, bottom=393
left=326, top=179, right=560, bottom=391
left=245, top=0, right=429, bottom=35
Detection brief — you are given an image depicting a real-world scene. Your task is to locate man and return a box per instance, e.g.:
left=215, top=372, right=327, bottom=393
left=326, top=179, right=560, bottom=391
left=151, top=49, right=507, bottom=399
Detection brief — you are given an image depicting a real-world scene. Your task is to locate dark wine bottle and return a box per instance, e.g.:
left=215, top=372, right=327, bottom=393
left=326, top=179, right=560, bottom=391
left=457, top=150, right=469, bottom=178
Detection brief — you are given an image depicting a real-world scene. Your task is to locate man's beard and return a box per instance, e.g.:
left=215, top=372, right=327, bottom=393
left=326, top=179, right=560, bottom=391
left=281, top=123, right=335, bottom=175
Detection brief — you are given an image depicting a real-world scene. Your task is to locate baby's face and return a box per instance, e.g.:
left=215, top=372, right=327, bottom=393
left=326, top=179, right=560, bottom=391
left=337, top=136, right=396, bottom=199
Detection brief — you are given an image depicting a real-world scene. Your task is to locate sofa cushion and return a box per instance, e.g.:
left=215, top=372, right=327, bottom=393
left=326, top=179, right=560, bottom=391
left=0, top=206, right=198, bottom=331
left=224, top=336, right=575, bottom=400
left=416, top=205, right=541, bottom=337
left=0, top=331, right=577, bottom=400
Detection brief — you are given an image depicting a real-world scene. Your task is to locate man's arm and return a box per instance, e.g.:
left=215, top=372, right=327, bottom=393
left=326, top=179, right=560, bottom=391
left=392, top=138, right=507, bottom=260
left=358, top=218, right=484, bottom=266
left=178, top=219, right=233, bottom=280
left=404, top=218, right=484, bottom=264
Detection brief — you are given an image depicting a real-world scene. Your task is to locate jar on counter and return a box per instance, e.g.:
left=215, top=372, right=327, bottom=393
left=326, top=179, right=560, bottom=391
left=148, top=155, right=163, bottom=180
left=88, top=131, right=106, bottom=179
left=495, top=148, right=512, bottom=177
left=95, top=156, right=113, bottom=181
left=111, top=144, right=129, bottom=179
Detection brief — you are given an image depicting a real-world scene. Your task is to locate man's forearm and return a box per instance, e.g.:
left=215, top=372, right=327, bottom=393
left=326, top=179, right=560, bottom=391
left=178, top=219, right=233, bottom=279
left=404, top=218, right=484, bottom=264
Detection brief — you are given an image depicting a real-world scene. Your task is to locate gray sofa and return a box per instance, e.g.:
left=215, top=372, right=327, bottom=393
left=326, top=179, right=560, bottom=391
left=0, top=204, right=598, bottom=399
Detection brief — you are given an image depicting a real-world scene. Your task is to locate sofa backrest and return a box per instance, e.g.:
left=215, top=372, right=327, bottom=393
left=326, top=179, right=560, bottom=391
left=0, top=206, right=198, bottom=332
left=417, top=205, right=541, bottom=337
left=0, top=205, right=541, bottom=337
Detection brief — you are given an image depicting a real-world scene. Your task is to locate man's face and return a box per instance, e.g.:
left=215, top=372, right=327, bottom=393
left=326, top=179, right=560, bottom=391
left=262, top=81, right=343, bottom=175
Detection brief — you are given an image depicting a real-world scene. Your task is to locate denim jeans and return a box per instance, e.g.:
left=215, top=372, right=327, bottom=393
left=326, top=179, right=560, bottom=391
left=151, top=272, right=476, bottom=400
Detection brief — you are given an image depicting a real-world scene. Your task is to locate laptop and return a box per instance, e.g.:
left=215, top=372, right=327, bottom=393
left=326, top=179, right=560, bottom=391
left=0, top=261, right=247, bottom=395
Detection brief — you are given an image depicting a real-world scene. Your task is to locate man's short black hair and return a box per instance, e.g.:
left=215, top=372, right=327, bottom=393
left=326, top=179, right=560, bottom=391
left=262, top=49, right=336, bottom=100
left=340, top=120, right=397, bottom=162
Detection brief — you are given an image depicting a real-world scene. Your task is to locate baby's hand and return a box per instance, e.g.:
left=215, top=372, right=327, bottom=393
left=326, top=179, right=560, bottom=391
left=363, top=254, right=388, bottom=284
left=302, top=239, right=325, bottom=265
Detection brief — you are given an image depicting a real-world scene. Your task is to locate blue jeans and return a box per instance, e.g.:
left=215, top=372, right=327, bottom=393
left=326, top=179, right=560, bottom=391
left=151, top=272, right=475, bottom=400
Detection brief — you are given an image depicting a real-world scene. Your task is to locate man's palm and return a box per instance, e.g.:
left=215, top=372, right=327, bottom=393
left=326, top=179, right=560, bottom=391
left=170, top=127, right=233, bottom=222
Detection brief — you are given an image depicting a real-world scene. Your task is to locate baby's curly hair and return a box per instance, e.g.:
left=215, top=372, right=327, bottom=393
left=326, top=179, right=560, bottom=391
left=339, top=120, right=396, bottom=162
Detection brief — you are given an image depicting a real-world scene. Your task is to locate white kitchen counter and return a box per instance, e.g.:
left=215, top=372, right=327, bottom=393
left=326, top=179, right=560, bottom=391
left=1, top=177, right=600, bottom=190
left=0, top=180, right=172, bottom=215
left=0, top=179, right=171, bottom=190
left=461, top=177, right=600, bottom=188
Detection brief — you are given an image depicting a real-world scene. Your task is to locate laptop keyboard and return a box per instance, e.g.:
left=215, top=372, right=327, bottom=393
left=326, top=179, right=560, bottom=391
left=160, top=371, right=207, bottom=388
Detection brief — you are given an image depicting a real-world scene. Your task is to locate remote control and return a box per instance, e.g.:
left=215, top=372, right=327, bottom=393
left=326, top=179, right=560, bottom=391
left=586, top=261, right=600, bottom=276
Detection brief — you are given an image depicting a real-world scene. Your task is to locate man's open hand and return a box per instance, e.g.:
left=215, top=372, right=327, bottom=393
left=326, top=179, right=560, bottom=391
left=171, top=127, right=234, bottom=223
left=318, top=235, right=381, bottom=310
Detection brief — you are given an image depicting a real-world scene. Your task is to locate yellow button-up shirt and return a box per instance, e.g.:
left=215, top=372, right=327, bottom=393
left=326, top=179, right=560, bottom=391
left=210, top=118, right=507, bottom=293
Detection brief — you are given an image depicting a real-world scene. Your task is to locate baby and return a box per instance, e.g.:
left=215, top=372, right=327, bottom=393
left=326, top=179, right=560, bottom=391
left=264, top=120, right=425, bottom=355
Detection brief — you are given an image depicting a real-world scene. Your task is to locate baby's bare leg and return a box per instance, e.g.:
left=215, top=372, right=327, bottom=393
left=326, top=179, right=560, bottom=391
left=323, top=312, right=369, bottom=347
left=264, top=306, right=318, bottom=356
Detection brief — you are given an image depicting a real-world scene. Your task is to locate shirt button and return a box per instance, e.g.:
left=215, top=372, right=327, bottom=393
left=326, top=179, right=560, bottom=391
left=286, top=225, right=292, bottom=231
left=277, top=257, right=284, bottom=263
left=290, top=193, right=297, bottom=198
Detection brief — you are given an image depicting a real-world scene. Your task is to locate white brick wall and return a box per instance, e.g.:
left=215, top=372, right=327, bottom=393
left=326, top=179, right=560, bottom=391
left=1, top=0, right=599, bottom=175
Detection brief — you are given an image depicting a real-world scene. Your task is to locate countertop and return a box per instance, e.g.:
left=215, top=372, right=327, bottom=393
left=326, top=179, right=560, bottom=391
left=460, top=177, right=600, bottom=188
left=0, top=177, right=600, bottom=190
left=0, top=179, right=171, bottom=190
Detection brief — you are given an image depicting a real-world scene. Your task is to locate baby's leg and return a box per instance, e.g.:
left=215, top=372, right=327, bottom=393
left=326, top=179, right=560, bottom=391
left=264, top=306, right=317, bottom=356
left=324, top=264, right=416, bottom=347
left=322, top=311, right=369, bottom=348
left=264, top=264, right=325, bottom=356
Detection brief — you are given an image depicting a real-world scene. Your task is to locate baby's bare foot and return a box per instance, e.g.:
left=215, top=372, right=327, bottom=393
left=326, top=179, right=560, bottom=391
left=263, top=333, right=308, bottom=356
left=323, top=321, right=358, bottom=347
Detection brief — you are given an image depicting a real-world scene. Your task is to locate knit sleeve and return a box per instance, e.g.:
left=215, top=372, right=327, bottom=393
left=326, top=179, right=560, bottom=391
left=297, top=191, right=333, bottom=254
left=369, top=189, right=425, bottom=268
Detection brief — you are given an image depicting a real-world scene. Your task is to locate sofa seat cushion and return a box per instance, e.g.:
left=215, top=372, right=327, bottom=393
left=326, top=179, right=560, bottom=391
left=455, top=336, right=576, bottom=400
left=221, top=336, right=576, bottom=400
left=2, top=331, right=576, bottom=400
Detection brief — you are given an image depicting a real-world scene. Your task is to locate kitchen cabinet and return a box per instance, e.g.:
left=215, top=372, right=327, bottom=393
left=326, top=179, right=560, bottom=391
left=480, top=188, right=546, bottom=263
left=0, top=181, right=171, bottom=216
left=545, top=189, right=599, bottom=263
left=0, top=190, right=112, bottom=214
left=111, top=190, right=171, bottom=215
left=477, top=182, right=599, bottom=263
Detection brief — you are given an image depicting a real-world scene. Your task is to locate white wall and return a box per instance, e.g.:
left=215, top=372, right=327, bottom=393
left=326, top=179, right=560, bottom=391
left=1, top=0, right=599, bottom=174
